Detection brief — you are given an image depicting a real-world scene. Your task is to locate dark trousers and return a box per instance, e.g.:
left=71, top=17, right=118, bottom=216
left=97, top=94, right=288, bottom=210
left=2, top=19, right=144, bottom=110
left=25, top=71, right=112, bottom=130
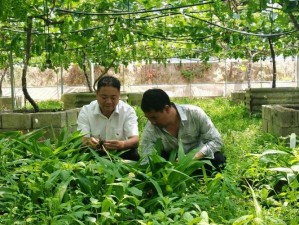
left=162, top=150, right=226, bottom=176
left=119, top=148, right=140, bottom=161
left=203, top=151, right=226, bottom=174
left=98, top=148, right=140, bottom=161
left=192, top=151, right=226, bottom=177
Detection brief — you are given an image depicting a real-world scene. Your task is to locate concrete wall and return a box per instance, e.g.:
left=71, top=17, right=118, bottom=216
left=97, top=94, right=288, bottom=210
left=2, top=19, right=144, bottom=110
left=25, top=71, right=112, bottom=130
left=2, top=81, right=297, bottom=101
left=0, top=108, right=81, bottom=140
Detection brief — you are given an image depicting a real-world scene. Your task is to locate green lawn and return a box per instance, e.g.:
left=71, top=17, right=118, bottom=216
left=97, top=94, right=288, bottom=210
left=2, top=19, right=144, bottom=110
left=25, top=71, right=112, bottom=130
left=0, top=97, right=298, bottom=224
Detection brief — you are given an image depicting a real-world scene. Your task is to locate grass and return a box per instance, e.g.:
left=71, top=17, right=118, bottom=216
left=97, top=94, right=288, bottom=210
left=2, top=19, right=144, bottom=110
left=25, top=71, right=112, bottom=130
left=136, top=97, right=299, bottom=224
left=0, top=97, right=298, bottom=224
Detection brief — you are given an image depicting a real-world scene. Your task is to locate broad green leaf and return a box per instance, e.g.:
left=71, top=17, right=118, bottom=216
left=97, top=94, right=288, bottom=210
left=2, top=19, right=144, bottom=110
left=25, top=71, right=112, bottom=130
left=268, top=167, right=293, bottom=173
left=45, top=169, right=62, bottom=189
left=101, top=196, right=114, bottom=213
left=128, top=186, right=143, bottom=196
left=90, top=197, right=101, bottom=208
left=233, top=214, right=254, bottom=224
left=177, top=138, right=185, bottom=161
left=247, top=182, right=263, bottom=219
left=54, top=177, right=72, bottom=203
left=76, top=172, right=93, bottom=194
left=198, top=211, right=209, bottom=225
left=291, top=165, right=299, bottom=172
left=261, top=149, right=290, bottom=156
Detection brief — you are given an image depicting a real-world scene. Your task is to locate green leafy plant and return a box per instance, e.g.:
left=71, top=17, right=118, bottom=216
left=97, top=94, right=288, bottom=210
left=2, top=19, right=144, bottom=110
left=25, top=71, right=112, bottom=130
left=181, top=70, right=195, bottom=81
left=1, top=97, right=299, bottom=224
left=17, top=99, right=64, bottom=112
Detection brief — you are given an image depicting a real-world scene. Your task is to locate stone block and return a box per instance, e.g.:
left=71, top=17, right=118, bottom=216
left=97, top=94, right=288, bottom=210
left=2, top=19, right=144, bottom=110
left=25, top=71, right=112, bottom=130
left=280, top=127, right=299, bottom=137
left=273, top=106, right=299, bottom=127
left=231, top=91, right=246, bottom=105
left=32, top=111, right=67, bottom=129
left=68, top=125, right=78, bottom=133
left=66, top=108, right=80, bottom=126
left=271, top=124, right=282, bottom=137
left=42, top=127, right=62, bottom=140
left=1, top=113, right=32, bottom=129
left=268, top=118, right=274, bottom=134
left=44, top=126, right=79, bottom=140
left=245, top=87, right=299, bottom=113
left=262, top=119, right=268, bottom=132
left=262, top=105, right=272, bottom=120
left=0, top=110, right=81, bottom=142
left=262, top=104, right=299, bottom=137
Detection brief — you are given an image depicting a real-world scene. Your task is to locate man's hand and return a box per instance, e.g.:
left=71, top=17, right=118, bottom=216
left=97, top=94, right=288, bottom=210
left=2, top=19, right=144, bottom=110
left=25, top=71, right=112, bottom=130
left=104, top=140, right=125, bottom=150
left=82, top=136, right=100, bottom=149
left=193, top=151, right=205, bottom=160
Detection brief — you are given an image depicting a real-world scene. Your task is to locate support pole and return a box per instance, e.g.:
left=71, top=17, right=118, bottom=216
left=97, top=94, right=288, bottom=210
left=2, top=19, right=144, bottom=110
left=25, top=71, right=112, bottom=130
left=60, top=65, right=64, bottom=95
left=9, top=49, right=15, bottom=110
left=122, top=64, right=125, bottom=92
left=90, top=61, right=94, bottom=88
left=224, top=59, right=227, bottom=97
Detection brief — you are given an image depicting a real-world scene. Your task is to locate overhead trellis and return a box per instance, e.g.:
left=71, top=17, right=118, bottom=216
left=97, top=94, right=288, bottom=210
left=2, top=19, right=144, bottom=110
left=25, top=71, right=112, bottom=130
left=0, top=1, right=298, bottom=68
left=0, top=0, right=298, bottom=110
left=44, top=0, right=53, bottom=68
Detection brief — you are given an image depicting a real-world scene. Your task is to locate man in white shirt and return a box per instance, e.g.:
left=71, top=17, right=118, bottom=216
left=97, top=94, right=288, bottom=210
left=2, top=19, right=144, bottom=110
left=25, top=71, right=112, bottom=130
left=77, top=75, right=140, bottom=161
left=140, top=88, right=226, bottom=172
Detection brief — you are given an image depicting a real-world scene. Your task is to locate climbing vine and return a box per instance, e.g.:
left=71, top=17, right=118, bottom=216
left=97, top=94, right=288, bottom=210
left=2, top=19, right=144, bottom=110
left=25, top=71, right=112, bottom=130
left=0, top=0, right=298, bottom=109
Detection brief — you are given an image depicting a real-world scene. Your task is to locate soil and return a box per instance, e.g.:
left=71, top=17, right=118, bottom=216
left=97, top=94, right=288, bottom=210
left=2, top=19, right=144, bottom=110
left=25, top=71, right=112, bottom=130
left=13, top=108, right=63, bottom=113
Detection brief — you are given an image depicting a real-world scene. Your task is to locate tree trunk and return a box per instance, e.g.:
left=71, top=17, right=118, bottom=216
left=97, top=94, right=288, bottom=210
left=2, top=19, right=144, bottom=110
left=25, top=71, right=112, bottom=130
left=0, top=67, right=8, bottom=97
left=288, top=12, right=299, bottom=31
left=245, top=50, right=259, bottom=89
left=82, top=51, right=93, bottom=92
left=228, top=62, right=233, bottom=79
left=268, top=37, right=277, bottom=88
left=93, top=59, right=115, bottom=91
left=22, top=17, right=39, bottom=112
left=245, top=53, right=252, bottom=89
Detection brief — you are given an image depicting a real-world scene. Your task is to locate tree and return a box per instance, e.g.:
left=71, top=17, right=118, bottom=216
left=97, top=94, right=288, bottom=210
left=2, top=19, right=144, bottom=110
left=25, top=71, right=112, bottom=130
left=0, top=0, right=298, bottom=111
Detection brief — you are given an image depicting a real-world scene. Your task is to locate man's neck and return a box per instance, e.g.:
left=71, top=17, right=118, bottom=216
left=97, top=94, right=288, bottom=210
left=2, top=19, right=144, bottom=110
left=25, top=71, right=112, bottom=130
left=164, top=107, right=180, bottom=137
left=101, top=109, right=114, bottom=118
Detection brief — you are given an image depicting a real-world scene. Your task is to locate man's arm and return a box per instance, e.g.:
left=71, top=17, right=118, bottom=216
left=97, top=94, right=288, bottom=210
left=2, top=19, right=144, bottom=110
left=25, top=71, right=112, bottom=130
left=77, top=106, right=96, bottom=148
left=194, top=107, right=223, bottom=159
left=140, top=123, right=159, bottom=160
left=193, top=151, right=205, bottom=159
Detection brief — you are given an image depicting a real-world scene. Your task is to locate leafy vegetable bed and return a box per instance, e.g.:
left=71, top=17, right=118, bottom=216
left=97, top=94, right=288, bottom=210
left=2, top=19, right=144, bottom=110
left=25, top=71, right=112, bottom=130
left=0, top=98, right=298, bottom=224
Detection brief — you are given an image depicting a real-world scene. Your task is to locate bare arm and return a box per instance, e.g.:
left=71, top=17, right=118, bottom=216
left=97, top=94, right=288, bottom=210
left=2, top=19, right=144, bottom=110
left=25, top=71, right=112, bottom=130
left=193, top=151, right=205, bottom=159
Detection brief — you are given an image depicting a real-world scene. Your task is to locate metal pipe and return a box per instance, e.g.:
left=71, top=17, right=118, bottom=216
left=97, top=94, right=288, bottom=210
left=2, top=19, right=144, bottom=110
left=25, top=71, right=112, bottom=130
left=9, top=48, right=15, bottom=110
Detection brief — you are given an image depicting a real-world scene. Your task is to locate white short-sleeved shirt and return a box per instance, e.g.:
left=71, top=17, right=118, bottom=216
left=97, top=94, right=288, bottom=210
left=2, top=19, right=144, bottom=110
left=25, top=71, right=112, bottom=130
left=140, top=103, right=223, bottom=159
left=77, top=100, right=138, bottom=140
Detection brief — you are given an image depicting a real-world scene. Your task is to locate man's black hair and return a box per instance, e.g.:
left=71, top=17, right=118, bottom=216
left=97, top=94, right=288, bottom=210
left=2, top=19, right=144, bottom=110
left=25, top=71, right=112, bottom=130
left=97, top=75, right=121, bottom=91
left=141, top=88, right=171, bottom=112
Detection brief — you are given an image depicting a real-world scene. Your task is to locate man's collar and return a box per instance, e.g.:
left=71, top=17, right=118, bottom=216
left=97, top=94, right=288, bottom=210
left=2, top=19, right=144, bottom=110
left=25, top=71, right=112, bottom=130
left=174, top=103, right=187, bottom=121
left=93, top=101, right=120, bottom=116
